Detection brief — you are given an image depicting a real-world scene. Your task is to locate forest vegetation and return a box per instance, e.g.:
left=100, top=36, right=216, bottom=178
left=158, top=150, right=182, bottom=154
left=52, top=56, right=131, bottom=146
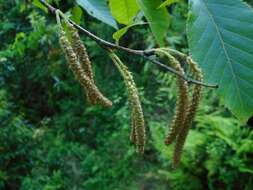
left=0, top=0, right=253, bottom=189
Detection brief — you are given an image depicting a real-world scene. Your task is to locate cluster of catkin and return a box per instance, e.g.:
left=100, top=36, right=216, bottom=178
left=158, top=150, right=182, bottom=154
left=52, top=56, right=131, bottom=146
left=58, top=24, right=112, bottom=107
left=57, top=19, right=145, bottom=154
left=109, top=53, right=146, bottom=155
left=56, top=17, right=203, bottom=162
left=155, top=49, right=203, bottom=168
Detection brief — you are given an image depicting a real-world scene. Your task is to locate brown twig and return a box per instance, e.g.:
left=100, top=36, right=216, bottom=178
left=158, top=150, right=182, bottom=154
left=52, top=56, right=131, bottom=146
left=37, top=0, right=218, bottom=89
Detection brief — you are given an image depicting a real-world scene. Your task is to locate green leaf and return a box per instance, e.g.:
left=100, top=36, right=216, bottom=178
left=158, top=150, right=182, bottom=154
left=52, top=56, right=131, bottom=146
left=136, top=0, right=170, bottom=46
left=159, top=0, right=180, bottom=9
left=76, top=0, right=118, bottom=29
left=113, top=22, right=146, bottom=44
left=187, top=0, right=253, bottom=123
left=109, top=0, right=139, bottom=25
left=71, top=6, right=83, bottom=25
left=33, top=0, right=48, bottom=13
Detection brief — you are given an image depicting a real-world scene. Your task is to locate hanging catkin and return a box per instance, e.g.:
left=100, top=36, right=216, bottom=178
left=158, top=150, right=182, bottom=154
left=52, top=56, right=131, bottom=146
left=172, top=57, right=203, bottom=168
left=109, top=52, right=146, bottom=154
left=68, top=24, right=94, bottom=82
left=58, top=29, right=112, bottom=107
left=155, top=49, right=189, bottom=146
left=67, top=24, right=112, bottom=105
left=68, top=24, right=93, bottom=103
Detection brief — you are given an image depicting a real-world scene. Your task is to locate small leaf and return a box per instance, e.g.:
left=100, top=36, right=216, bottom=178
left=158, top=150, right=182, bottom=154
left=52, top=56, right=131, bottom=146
left=76, top=0, right=118, bottom=29
left=109, top=0, right=139, bottom=25
left=187, top=0, right=253, bottom=123
left=113, top=22, right=146, bottom=44
left=71, top=6, right=83, bottom=25
left=159, top=0, right=180, bottom=9
left=136, top=0, right=170, bottom=46
left=33, top=0, right=48, bottom=13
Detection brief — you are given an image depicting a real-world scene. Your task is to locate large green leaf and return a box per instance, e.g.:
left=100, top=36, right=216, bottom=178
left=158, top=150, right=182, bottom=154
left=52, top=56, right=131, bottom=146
left=76, top=0, right=117, bottom=29
left=136, top=0, right=170, bottom=46
left=109, top=0, right=139, bottom=25
left=187, top=0, right=253, bottom=123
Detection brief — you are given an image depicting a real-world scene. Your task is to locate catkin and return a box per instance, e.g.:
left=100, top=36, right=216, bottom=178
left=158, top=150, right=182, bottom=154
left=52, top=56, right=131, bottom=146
left=123, top=66, right=145, bottom=154
left=68, top=24, right=94, bottom=103
left=130, top=112, right=137, bottom=143
left=172, top=57, right=203, bottom=168
left=59, top=29, right=112, bottom=107
left=68, top=24, right=94, bottom=82
left=110, top=53, right=146, bottom=154
left=155, top=49, right=189, bottom=146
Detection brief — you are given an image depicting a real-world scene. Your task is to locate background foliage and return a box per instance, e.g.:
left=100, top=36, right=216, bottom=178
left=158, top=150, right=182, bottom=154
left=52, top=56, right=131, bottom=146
left=0, top=0, right=252, bottom=190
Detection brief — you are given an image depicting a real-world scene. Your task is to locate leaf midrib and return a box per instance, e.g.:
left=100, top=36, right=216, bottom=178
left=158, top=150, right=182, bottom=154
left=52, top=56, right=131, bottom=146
left=202, top=0, right=244, bottom=112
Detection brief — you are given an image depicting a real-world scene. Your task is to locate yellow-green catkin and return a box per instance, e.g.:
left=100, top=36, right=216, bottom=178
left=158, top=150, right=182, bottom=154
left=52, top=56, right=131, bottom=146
left=110, top=53, right=146, bottom=154
left=155, top=49, right=189, bottom=146
left=132, top=99, right=146, bottom=154
left=172, top=57, right=203, bottom=168
left=68, top=24, right=93, bottom=103
left=68, top=24, right=94, bottom=82
left=165, top=57, right=189, bottom=145
left=130, top=112, right=137, bottom=143
left=67, top=24, right=112, bottom=106
left=58, top=29, right=112, bottom=107
left=121, top=64, right=145, bottom=154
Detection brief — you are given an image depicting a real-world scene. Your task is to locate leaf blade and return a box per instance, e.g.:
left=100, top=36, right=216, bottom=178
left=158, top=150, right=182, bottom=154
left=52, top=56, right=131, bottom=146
left=187, top=0, right=253, bottom=123
left=33, top=0, right=48, bottom=13
left=109, top=0, right=139, bottom=25
left=136, top=0, right=170, bottom=46
left=76, top=0, right=118, bottom=29
left=71, top=6, right=83, bottom=25
left=113, top=22, right=146, bottom=44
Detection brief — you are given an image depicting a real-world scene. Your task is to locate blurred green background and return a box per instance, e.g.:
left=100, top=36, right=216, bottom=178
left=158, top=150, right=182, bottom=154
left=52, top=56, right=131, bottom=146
left=0, top=0, right=252, bottom=189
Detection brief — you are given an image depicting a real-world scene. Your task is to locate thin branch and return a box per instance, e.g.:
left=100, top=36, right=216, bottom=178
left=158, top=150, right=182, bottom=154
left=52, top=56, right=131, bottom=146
left=38, top=0, right=218, bottom=89
left=68, top=20, right=145, bottom=56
